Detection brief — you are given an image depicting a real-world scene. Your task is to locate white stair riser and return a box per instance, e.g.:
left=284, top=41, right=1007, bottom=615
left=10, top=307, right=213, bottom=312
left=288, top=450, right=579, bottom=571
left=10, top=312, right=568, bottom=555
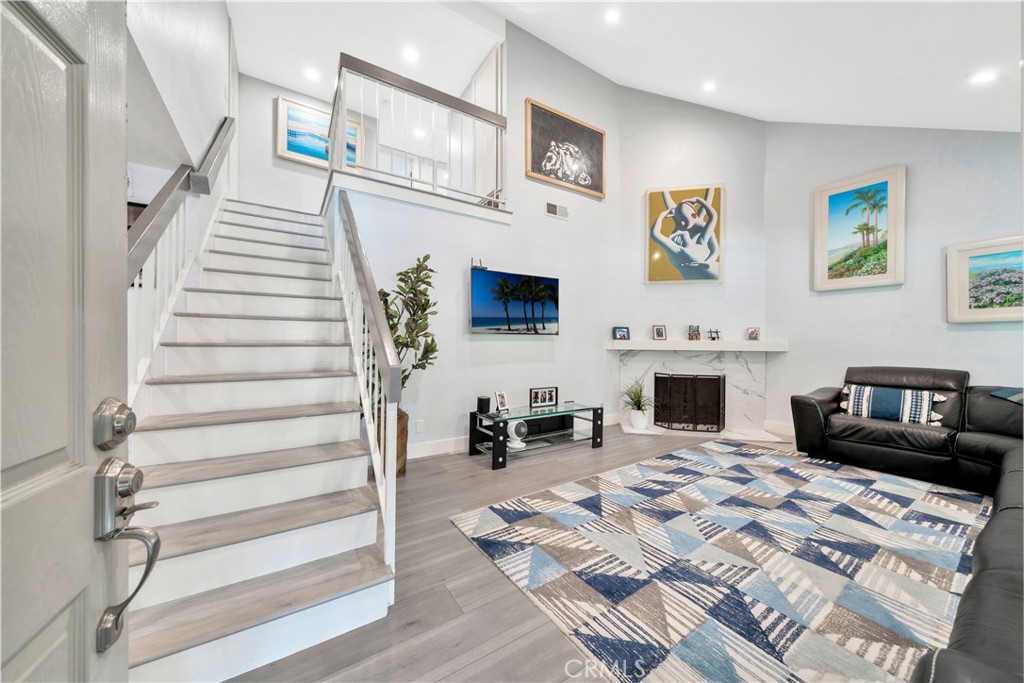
left=199, top=270, right=332, bottom=297
left=183, top=291, right=342, bottom=318
left=136, top=456, right=369, bottom=527
left=205, top=252, right=330, bottom=279
left=218, top=211, right=323, bottom=236
left=131, top=412, right=359, bottom=465
left=211, top=236, right=328, bottom=263
left=148, top=375, right=356, bottom=413
left=161, top=344, right=349, bottom=375
left=221, top=201, right=323, bottom=225
left=175, top=316, right=344, bottom=342
left=217, top=223, right=325, bottom=249
left=128, top=580, right=390, bottom=682
left=127, top=510, right=377, bottom=610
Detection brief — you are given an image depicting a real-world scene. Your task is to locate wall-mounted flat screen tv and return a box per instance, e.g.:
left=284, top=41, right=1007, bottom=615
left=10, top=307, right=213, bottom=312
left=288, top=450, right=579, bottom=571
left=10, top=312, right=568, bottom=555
left=471, top=267, right=559, bottom=335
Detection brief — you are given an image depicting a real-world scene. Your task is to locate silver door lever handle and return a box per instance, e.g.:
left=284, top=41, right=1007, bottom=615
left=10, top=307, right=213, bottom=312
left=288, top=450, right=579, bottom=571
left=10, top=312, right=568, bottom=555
left=120, top=501, right=159, bottom=518
left=96, top=526, right=161, bottom=653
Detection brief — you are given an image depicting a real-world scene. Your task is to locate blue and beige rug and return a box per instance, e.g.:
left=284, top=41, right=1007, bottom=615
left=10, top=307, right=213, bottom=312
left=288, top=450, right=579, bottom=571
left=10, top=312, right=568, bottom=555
left=451, top=441, right=991, bottom=682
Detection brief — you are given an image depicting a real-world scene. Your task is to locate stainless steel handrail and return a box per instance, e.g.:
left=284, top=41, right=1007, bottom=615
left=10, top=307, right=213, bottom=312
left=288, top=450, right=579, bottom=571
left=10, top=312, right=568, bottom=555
left=125, top=164, right=191, bottom=287
left=125, top=116, right=236, bottom=286
left=338, top=191, right=403, bottom=400
left=334, top=52, right=506, bottom=129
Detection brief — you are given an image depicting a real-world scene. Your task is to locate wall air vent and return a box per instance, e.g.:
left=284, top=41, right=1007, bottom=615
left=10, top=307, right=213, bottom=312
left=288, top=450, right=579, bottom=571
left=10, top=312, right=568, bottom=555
left=545, top=202, right=569, bottom=220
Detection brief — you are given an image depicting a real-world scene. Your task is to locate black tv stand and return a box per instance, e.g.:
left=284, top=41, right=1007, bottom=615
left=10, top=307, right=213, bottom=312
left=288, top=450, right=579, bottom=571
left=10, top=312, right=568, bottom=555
left=468, top=402, right=603, bottom=470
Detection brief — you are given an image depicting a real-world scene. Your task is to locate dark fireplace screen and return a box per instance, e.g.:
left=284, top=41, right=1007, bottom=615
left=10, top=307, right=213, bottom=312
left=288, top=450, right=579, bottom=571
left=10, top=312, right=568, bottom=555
left=653, top=374, right=725, bottom=432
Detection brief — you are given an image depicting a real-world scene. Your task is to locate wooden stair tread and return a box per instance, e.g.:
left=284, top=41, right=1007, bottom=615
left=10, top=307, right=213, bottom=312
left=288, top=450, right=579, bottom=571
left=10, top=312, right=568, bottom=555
left=135, top=401, right=360, bottom=432
left=223, top=198, right=322, bottom=218
left=130, top=486, right=379, bottom=566
left=222, top=208, right=324, bottom=227
left=213, top=234, right=327, bottom=252
left=183, top=287, right=341, bottom=301
left=147, top=369, right=354, bottom=385
left=173, top=311, right=344, bottom=322
left=203, top=266, right=331, bottom=282
left=141, top=440, right=370, bottom=489
left=160, top=340, right=349, bottom=347
left=128, top=544, right=391, bottom=667
left=217, top=219, right=325, bottom=239
left=206, top=248, right=330, bottom=266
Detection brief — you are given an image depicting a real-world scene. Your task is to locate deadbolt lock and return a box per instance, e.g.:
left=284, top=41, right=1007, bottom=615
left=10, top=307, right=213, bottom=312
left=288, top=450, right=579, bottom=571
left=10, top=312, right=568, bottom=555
left=93, top=397, right=136, bottom=451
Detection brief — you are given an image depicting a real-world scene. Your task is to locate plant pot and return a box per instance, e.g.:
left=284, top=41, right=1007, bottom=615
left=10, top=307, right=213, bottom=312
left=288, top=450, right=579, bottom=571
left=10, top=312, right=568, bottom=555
left=629, top=409, right=649, bottom=430
left=376, top=407, right=410, bottom=477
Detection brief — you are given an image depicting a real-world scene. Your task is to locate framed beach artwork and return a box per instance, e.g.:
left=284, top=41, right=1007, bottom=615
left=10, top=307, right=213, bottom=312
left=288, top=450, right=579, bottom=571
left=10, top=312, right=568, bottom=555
left=275, top=97, right=360, bottom=170
left=813, top=166, right=905, bottom=291
left=646, top=186, right=724, bottom=283
left=946, top=236, right=1023, bottom=323
left=525, top=99, right=605, bottom=199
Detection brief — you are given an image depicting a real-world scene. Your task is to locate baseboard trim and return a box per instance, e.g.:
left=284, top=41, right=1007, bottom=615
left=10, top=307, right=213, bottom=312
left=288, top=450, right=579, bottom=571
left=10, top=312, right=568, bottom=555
left=407, top=436, right=467, bottom=460
left=764, top=419, right=795, bottom=437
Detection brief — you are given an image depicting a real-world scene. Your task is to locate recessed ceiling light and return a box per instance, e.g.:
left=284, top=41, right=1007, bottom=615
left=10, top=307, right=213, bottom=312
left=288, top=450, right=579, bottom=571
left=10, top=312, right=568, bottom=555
left=703, top=81, right=717, bottom=92
left=402, top=46, right=419, bottom=63
left=604, top=8, right=620, bottom=24
left=413, top=128, right=426, bottom=139
left=969, top=70, right=998, bottom=84
left=304, top=68, right=320, bottom=82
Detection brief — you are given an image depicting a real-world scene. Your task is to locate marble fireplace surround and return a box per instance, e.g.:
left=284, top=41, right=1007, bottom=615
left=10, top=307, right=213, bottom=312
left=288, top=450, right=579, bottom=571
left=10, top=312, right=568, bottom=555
left=606, top=341, right=789, bottom=441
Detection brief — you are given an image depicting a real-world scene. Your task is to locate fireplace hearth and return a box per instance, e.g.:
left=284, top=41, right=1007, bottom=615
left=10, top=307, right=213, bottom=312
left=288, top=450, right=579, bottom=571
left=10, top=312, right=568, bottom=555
left=653, top=373, right=725, bottom=432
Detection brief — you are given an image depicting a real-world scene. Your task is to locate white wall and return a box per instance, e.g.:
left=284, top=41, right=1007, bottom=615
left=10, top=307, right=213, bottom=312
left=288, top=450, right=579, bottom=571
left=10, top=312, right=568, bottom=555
left=236, top=74, right=331, bottom=213
left=764, top=124, right=1023, bottom=431
left=128, top=1, right=230, bottom=167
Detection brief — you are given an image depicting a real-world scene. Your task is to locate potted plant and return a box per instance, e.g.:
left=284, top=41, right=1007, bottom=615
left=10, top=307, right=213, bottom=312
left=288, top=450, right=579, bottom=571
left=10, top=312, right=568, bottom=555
left=378, top=254, right=438, bottom=475
left=621, top=377, right=655, bottom=430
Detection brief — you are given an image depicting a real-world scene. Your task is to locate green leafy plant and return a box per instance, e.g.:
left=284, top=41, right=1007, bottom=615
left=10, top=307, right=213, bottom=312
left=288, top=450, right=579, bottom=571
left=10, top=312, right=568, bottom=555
left=378, top=255, right=439, bottom=389
left=621, top=377, right=655, bottom=412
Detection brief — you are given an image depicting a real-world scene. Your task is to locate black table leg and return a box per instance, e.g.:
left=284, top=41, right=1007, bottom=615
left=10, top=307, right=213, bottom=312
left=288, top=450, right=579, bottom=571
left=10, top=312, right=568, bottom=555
left=492, top=419, right=508, bottom=470
left=592, top=407, right=603, bottom=448
left=468, top=412, right=484, bottom=455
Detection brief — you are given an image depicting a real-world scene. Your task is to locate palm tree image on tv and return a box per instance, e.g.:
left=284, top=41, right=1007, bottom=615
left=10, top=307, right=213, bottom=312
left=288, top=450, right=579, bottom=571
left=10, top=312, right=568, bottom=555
left=471, top=269, right=559, bottom=335
left=827, top=181, right=889, bottom=279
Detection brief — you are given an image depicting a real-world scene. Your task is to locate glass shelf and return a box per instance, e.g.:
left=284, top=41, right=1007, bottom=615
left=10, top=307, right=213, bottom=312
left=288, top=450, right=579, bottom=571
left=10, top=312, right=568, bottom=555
left=475, top=427, right=590, bottom=456
left=482, top=402, right=597, bottom=421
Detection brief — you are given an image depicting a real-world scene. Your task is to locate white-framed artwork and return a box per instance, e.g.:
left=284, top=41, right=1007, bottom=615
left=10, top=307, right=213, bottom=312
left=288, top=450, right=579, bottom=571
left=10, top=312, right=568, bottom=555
left=946, top=235, right=1023, bottom=323
left=275, top=96, right=361, bottom=170
left=813, top=166, right=905, bottom=291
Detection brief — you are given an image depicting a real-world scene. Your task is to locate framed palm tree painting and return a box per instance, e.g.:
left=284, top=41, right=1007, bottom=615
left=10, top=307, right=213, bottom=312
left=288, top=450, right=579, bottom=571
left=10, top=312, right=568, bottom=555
left=813, top=166, right=905, bottom=291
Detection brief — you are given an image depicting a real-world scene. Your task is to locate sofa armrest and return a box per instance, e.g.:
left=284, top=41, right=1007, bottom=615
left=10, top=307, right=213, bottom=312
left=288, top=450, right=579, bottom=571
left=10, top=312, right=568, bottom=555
left=791, top=387, right=842, bottom=458
left=910, top=648, right=1020, bottom=683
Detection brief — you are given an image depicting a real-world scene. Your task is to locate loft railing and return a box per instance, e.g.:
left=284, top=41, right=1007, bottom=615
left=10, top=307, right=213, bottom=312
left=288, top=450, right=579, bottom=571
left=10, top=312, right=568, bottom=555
left=126, top=117, right=236, bottom=389
left=328, top=52, right=507, bottom=210
left=325, top=188, right=401, bottom=574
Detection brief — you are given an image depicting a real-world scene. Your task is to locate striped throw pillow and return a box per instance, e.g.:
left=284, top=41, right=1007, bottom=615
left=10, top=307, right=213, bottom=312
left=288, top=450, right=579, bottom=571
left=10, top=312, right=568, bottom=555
left=841, top=384, right=947, bottom=426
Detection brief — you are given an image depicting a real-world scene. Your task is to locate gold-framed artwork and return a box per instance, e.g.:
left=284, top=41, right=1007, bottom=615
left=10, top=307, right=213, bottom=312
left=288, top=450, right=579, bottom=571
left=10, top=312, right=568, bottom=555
left=946, top=235, right=1023, bottom=323
left=646, top=185, right=724, bottom=283
left=813, top=166, right=905, bottom=291
left=275, top=96, right=361, bottom=170
left=525, top=98, right=605, bottom=199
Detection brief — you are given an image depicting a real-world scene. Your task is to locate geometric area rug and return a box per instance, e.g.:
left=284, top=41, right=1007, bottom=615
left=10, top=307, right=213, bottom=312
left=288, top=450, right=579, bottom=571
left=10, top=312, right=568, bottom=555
left=451, top=441, right=992, bottom=682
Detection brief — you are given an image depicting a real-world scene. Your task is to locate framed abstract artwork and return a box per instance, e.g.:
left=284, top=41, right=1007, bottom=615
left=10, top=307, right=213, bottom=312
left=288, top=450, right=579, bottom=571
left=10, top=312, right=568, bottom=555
left=525, top=99, right=605, bottom=199
left=275, top=96, right=360, bottom=170
left=813, top=166, right=905, bottom=291
left=946, top=236, right=1023, bottom=323
left=646, top=185, right=725, bottom=283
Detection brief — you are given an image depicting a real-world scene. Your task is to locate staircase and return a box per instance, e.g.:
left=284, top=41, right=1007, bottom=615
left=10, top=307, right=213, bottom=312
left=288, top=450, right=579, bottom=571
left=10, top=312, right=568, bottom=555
left=126, top=198, right=394, bottom=682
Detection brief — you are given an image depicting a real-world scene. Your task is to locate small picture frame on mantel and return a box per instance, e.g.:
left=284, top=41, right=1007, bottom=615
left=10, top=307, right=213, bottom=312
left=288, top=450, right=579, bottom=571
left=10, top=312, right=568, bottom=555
left=652, top=325, right=667, bottom=340
left=612, top=326, right=630, bottom=340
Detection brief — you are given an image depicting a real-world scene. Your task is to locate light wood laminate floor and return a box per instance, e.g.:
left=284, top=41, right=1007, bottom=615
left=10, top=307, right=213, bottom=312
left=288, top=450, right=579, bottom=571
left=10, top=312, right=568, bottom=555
left=234, top=429, right=793, bottom=683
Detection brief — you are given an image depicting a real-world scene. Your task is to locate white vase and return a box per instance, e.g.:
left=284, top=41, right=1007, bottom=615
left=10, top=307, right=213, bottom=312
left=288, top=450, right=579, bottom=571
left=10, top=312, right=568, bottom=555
left=629, top=409, right=648, bottom=430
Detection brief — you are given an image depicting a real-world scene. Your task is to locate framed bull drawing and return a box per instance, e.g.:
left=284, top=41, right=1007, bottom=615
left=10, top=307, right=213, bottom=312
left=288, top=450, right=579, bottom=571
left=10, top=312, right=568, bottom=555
left=525, top=99, right=605, bottom=200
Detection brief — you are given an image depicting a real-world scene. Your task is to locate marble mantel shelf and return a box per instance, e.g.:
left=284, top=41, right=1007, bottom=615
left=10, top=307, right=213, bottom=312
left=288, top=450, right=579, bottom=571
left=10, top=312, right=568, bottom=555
left=606, top=339, right=789, bottom=352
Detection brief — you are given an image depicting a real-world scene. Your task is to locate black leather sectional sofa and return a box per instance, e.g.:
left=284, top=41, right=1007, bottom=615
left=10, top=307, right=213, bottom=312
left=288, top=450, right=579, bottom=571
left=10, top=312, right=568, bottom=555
left=791, top=366, right=1023, bottom=682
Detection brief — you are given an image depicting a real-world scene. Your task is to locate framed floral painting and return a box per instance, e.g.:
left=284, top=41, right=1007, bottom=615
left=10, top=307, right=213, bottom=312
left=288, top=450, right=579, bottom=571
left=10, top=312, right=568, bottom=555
left=946, top=236, right=1023, bottom=323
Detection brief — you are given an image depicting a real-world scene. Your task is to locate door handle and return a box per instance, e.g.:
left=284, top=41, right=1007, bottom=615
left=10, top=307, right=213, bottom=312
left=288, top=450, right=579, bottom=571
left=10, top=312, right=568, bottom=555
left=96, top=526, right=161, bottom=653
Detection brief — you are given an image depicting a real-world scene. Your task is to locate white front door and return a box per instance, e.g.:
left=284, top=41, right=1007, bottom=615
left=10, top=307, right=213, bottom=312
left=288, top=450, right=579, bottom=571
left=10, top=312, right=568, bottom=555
left=2, top=1, right=129, bottom=680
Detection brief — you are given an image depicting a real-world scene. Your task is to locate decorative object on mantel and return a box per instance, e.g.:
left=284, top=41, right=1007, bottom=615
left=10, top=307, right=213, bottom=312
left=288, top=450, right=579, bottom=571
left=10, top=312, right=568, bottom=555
left=494, top=391, right=509, bottom=413
left=747, top=327, right=760, bottom=341
left=652, top=324, right=667, bottom=340
left=814, top=165, right=905, bottom=291
left=946, top=235, right=1023, bottom=323
left=612, top=326, right=630, bottom=340
left=647, top=185, right=725, bottom=282
left=687, top=325, right=701, bottom=340
left=707, top=329, right=721, bottom=341
left=529, top=386, right=558, bottom=408
left=621, top=377, right=655, bottom=430
left=378, top=255, right=438, bottom=476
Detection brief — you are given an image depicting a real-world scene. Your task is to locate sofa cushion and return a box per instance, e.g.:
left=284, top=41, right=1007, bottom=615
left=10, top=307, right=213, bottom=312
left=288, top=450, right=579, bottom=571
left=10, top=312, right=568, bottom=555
left=842, top=383, right=945, bottom=425
left=972, top=509, right=1023, bottom=575
left=1003, top=448, right=1023, bottom=475
left=844, top=367, right=968, bottom=430
left=956, top=432, right=1023, bottom=468
left=946, top=568, right=1024, bottom=681
left=995, top=470, right=1024, bottom=512
left=965, top=386, right=1024, bottom=438
left=827, top=414, right=954, bottom=454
